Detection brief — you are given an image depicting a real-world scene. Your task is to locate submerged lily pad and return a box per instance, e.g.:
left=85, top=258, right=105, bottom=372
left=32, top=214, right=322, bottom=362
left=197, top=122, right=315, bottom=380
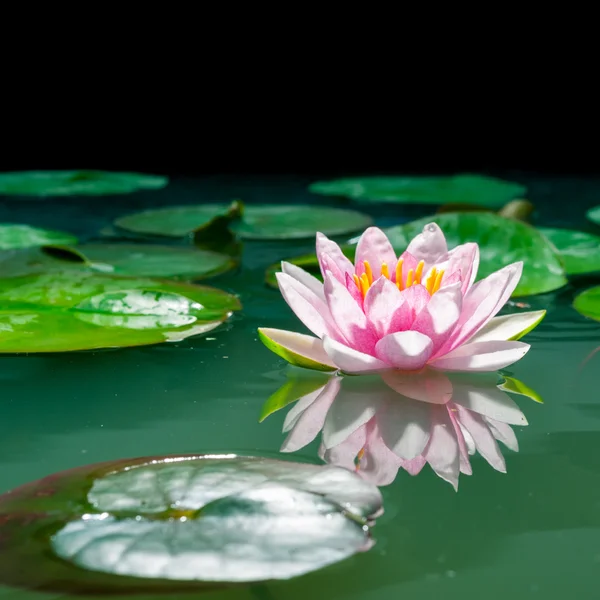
left=573, top=286, right=600, bottom=322
left=0, top=224, right=78, bottom=250
left=538, top=227, right=600, bottom=274
left=0, top=244, right=236, bottom=280
left=309, top=174, right=526, bottom=207
left=116, top=204, right=373, bottom=240
left=0, top=272, right=240, bottom=353
left=0, top=454, right=382, bottom=593
left=265, top=212, right=568, bottom=296
left=0, top=170, right=167, bottom=196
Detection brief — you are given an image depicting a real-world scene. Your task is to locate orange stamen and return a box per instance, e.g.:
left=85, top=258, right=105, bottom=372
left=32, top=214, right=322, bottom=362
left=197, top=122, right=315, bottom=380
left=425, top=267, right=437, bottom=294
left=364, top=260, right=373, bottom=285
left=381, top=262, right=390, bottom=279
left=406, top=268, right=414, bottom=287
left=353, top=273, right=361, bottom=292
left=414, top=260, right=424, bottom=284
left=433, top=270, right=444, bottom=293
left=396, top=259, right=404, bottom=290
left=360, top=273, right=370, bottom=298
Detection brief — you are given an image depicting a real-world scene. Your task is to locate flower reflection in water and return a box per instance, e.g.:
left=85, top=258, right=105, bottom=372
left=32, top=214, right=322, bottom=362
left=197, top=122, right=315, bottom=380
left=262, top=368, right=541, bottom=490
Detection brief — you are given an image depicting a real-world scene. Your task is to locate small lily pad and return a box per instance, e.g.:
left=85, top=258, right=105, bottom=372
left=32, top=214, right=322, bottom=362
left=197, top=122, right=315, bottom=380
left=0, top=454, right=382, bottom=593
left=309, top=174, right=526, bottom=208
left=0, top=244, right=236, bottom=280
left=586, top=205, right=600, bottom=226
left=0, top=271, right=240, bottom=353
left=573, top=286, right=600, bottom=322
left=0, top=170, right=167, bottom=196
left=116, top=204, right=373, bottom=240
left=538, top=227, right=600, bottom=274
left=0, top=224, right=78, bottom=250
left=265, top=213, right=568, bottom=297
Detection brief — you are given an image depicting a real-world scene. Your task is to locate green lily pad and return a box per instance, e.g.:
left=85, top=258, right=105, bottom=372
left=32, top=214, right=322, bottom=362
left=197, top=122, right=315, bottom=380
left=573, top=286, right=600, bottom=322
left=265, top=213, right=567, bottom=297
left=538, top=227, right=600, bottom=275
left=116, top=204, right=373, bottom=240
left=309, top=174, right=526, bottom=207
left=0, top=271, right=240, bottom=353
left=0, top=170, right=167, bottom=196
left=0, top=454, right=382, bottom=593
left=0, top=244, right=236, bottom=280
left=586, top=205, right=600, bottom=226
left=0, top=224, right=78, bottom=250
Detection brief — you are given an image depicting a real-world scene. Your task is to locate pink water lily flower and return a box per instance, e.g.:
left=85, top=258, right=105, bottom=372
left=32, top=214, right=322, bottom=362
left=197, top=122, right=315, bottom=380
left=259, top=224, right=545, bottom=374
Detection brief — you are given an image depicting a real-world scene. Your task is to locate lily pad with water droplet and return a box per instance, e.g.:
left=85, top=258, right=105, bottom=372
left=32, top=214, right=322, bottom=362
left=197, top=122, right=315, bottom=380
left=309, top=174, right=526, bottom=208
left=0, top=224, right=78, bottom=250
left=0, top=170, right=167, bottom=196
left=0, top=454, right=382, bottom=593
left=538, top=227, right=600, bottom=275
left=116, top=203, right=373, bottom=240
left=573, top=286, right=600, bottom=322
left=0, top=272, right=240, bottom=353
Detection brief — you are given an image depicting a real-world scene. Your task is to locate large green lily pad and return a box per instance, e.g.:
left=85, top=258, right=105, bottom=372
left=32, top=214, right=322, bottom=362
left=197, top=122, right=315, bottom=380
left=116, top=204, right=373, bottom=240
left=538, top=227, right=600, bottom=275
left=0, top=170, right=167, bottom=196
left=0, top=454, right=382, bottom=593
left=0, top=272, right=240, bottom=353
left=586, top=205, right=600, bottom=226
left=0, top=224, right=78, bottom=250
left=309, top=174, right=526, bottom=207
left=0, top=244, right=236, bottom=280
left=573, top=286, right=600, bottom=322
left=266, top=212, right=567, bottom=297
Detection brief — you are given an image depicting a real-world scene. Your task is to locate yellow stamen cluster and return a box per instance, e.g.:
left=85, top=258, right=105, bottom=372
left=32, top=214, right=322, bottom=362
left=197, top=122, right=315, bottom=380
left=353, top=259, right=444, bottom=299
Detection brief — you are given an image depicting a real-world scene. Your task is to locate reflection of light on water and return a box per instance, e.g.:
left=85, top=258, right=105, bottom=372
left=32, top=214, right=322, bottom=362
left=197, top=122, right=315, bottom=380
left=75, top=312, right=198, bottom=329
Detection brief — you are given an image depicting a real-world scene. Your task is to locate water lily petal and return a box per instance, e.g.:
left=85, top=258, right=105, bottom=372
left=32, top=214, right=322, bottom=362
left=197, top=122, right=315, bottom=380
left=316, top=233, right=354, bottom=281
left=280, top=377, right=341, bottom=452
left=281, top=261, right=325, bottom=301
left=322, top=336, right=389, bottom=374
left=406, top=222, right=449, bottom=267
left=430, top=340, right=530, bottom=372
left=443, top=242, right=480, bottom=295
left=364, top=277, right=411, bottom=338
left=375, top=330, right=433, bottom=371
left=381, top=368, right=453, bottom=404
left=401, top=456, right=427, bottom=476
left=447, top=407, right=473, bottom=476
left=258, top=328, right=338, bottom=371
left=400, top=284, right=431, bottom=321
left=282, top=387, right=327, bottom=433
left=276, top=272, right=344, bottom=342
left=321, top=426, right=367, bottom=472
left=355, top=227, right=397, bottom=278
left=467, top=310, right=546, bottom=343
left=483, top=416, right=519, bottom=451
left=345, top=272, right=364, bottom=306
left=358, top=421, right=404, bottom=486
left=411, top=282, right=462, bottom=354
left=422, top=406, right=460, bottom=490
left=324, top=272, right=378, bottom=355
left=455, top=405, right=506, bottom=473
left=436, top=262, right=524, bottom=355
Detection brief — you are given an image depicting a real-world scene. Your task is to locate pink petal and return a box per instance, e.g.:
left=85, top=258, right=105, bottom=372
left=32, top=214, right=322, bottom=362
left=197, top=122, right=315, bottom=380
left=276, top=272, right=345, bottom=342
left=322, top=336, right=389, bottom=374
left=430, top=340, right=530, bottom=372
left=281, top=261, right=325, bottom=301
left=321, top=426, right=367, bottom=472
left=280, top=377, right=341, bottom=452
left=455, top=405, right=506, bottom=473
left=483, top=416, right=519, bottom=452
left=422, top=405, right=460, bottom=490
left=375, top=330, right=434, bottom=371
left=411, top=282, right=462, bottom=354
left=381, top=368, right=453, bottom=404
left=316, top=232, right=354, bottom=282
left=406, top=222, right=449, bottom=267
left=345, top=271, right=364, bottom=306
left=435, top=262, right=523, bottom=356
left=324, top=272, right=378, bottom=354
left=355, top=227, right=397, bottom=279
left=401, top=456, right=427, bottom=476
left=443, top=242, right=480, bottom=295
left=357, top=421, right=404, bottom=486
left=364, top=277, right=412, bottom=338
left=400, top=284, right=431, bottom=321
left=447, top=404, right=473, bottom=476
left=395, top=251, right=419, bottom=285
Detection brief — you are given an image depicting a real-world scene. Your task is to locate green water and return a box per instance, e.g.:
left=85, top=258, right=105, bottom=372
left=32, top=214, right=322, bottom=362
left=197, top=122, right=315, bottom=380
left=1, top=174, right=599, bottom=599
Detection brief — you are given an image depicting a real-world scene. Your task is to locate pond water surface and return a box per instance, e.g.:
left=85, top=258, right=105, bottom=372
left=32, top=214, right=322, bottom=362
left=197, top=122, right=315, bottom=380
left=1, top=174, right=599, bottom=599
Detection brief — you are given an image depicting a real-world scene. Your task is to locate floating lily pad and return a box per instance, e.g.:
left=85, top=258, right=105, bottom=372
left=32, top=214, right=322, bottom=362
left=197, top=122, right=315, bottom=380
left=538, top=227, right=600, bottom=274
left=0, top=244, right=236, bottom=280
left=0, top=170, right=167, bottom=196
left=309, top=174, right=526, bottom=208
left=573, top=286, right=600, bottom=322
left=0, top=224, right=78, bottom=250
left=0, top=272, right=240, bottom=353
left=0, top=454, right=382, bottom=593
left=116, top=204, right=373, bottom=240
left=587, top=205, right=600, bottom=226
left=265, top=213, right=568, bottom=297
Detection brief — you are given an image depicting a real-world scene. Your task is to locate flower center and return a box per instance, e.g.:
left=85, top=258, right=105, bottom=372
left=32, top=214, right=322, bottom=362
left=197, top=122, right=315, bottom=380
left=353, top=259, right=444, bottom=299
